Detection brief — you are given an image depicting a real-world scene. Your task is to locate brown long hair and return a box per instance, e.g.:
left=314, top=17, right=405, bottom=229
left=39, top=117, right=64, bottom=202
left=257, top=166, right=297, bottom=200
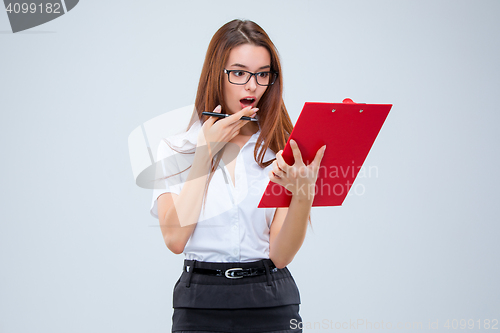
left=187, top=19, right=293, bottom=208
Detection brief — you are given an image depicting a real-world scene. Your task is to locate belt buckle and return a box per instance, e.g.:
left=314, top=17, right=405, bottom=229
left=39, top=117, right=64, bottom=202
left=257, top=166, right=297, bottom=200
left=225, top=267, right=243, bottom=279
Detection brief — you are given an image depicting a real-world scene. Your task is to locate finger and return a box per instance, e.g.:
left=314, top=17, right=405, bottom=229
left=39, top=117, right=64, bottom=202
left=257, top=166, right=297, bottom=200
left=229, top=111, right=258, bottom=133
left=204, top=105, right=222, bottom=126
left=228, top=127, right=241, bottom=141
left=311, top=145, right=327, bottom=168
left=275, top=151, right=291, bottom=174
left=268, top=169, right=284, bottom=185
left=235, top=116, right=252, bottom=130
left=225, top=106, right=251, bottom=124
left=227, top=106, right=259, bottom=124
left=241, top=106, right=259, bottom=117
left=232, top=115, right=252, bottom=132
left=289, top=140, right=305, bottom=166
left=271, top=161, right=286, bottom=179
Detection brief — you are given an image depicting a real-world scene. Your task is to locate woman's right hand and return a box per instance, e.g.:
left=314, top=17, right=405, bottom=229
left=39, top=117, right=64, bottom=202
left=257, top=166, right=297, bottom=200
left=196, top=105, right=258, bottom=159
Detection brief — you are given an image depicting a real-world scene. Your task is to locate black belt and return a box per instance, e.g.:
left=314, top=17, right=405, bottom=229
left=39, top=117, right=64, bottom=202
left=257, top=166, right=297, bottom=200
left=185, top=264, right=278, bottom=279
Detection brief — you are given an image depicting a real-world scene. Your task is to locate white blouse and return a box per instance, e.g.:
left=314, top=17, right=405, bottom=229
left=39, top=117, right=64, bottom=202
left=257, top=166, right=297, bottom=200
left=150, top=120, right=278, bottom=263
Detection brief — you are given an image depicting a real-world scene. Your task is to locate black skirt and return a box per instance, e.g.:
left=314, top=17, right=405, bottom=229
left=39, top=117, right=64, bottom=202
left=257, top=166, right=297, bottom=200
left=172, top=259, right=302, bottom=333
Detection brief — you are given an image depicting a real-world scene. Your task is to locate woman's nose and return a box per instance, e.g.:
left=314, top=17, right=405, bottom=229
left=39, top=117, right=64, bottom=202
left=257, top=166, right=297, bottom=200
left=245, top=74, right=258, bottom=91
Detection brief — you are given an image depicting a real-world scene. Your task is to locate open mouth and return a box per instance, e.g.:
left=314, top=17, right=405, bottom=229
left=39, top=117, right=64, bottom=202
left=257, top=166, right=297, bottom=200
left=240, top=97, right=256, bottom=108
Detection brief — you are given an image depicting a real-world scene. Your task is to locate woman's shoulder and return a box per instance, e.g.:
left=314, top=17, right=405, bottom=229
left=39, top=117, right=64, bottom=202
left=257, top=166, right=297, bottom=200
left=161, top=120, right=201, bottom=152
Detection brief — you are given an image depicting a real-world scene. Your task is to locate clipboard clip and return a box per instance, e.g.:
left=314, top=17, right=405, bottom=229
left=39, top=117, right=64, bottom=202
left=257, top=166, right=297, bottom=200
left=342, top=98, right=364, bottom=112
left=333, top=98, right=357, bottom=112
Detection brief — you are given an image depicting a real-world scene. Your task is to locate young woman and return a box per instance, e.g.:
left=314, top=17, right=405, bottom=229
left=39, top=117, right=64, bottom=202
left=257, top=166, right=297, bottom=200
left=150, top=19, right=326, bottom=333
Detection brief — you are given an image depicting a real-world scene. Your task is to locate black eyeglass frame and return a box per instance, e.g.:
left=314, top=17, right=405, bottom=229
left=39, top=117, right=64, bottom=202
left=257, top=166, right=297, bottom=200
left=223, top=69, right=278, bottom=86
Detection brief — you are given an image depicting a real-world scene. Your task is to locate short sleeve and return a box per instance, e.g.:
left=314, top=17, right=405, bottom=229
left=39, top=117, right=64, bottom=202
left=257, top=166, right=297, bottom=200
left=149, top=139, right=186, bottom=219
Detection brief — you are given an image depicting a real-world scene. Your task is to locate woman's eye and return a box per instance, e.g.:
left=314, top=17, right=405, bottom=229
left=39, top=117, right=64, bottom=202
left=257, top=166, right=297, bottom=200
left=233, top=71, right=245, bottom=77
left=257, top=72, right=270, bottom=78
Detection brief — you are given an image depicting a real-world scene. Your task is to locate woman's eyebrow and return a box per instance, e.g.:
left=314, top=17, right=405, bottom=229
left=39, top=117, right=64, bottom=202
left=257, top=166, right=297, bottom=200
left=229, top=63, right=271, bottom=70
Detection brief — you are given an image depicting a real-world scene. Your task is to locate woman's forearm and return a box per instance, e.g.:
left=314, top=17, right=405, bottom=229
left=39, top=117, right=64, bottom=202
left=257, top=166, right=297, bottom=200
left=269, top=194, right=314, bottom=268
left=160, top=151, right=211, bottom=253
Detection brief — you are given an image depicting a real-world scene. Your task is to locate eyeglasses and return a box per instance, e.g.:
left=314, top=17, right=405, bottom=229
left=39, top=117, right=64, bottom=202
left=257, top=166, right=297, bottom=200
left=224, top=69, right=278, bottom=86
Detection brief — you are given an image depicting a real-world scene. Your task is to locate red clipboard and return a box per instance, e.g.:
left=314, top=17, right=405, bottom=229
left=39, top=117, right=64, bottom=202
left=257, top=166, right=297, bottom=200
left=258, top=99, right=392, bottom=208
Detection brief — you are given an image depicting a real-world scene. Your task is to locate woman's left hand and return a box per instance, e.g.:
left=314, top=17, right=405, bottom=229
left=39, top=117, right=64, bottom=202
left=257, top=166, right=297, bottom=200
left=269, top=140, right=326, bottom=201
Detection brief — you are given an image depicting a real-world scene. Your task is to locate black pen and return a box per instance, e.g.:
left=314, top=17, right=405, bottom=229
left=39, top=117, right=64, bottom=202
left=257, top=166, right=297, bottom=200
left=202, top=111, right=258, bottom=122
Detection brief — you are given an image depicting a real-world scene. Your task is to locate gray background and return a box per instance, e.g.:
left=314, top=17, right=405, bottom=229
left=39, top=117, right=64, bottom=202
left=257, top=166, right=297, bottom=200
left=1, top=0, right=499, bottom=332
